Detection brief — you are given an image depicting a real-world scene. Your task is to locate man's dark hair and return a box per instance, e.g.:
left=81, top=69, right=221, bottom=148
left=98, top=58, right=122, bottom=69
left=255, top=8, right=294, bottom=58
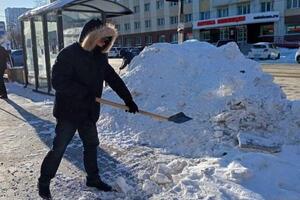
left=79, top=18, right=103, bottom=43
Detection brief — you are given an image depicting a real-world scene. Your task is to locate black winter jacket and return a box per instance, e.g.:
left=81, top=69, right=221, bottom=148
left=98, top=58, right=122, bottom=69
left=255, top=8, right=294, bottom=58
left=0, top=46, right=8, bottom=73
left=52, top=42, right=133, bottom=122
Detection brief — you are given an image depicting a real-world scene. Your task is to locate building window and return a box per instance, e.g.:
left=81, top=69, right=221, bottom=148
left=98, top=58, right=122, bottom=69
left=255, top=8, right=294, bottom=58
left=200, top=30, right=210, bottom=41
left=170, top=16, right=178, bottom=24
left=199, top=11, right=210, bottom=20
left=217, top=7, right=229, bottom=18
left=144, top=3, right=150, bottom=11
left=287, top=0, right=300, bottom=8
left=286, top=25, right=300, bottom=34
left=261, top=1, right=274, bottom=12
left=184, top=14, right=192, bottom=22
left=124, top=23, right=131, bottom=31
left=237, top=3, right=250, bottom=15
left=134, top=5, right=140, bottom=13
left=134, top=21, right=140, bottom=29
left=145, top=35, right=152, bottom=44
left=145, top=20, right=151, bottom=28
left=156, top=0, right=164, bottom=9
left=260, top=24, right=274, bottom=36
left=171, top=33, right=178, bottom=43
left=124, top=38, right=132, bottom=47
left=115, top=24, right=120, bottom=31
left=220, top=28, right=229, bottom=40
left=170, top=2, right=178, bottom=7
left=135, top=36, right=142, bottom=46
left=157, top=18, right=165, bottom=26
left=158, top=35, right=166, bottom=42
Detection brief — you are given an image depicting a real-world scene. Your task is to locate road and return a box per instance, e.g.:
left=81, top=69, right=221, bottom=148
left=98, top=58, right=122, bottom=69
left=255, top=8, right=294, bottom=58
left=262, top=64, right=300, bottom=100
left=109, top=58, right=300, bottom=101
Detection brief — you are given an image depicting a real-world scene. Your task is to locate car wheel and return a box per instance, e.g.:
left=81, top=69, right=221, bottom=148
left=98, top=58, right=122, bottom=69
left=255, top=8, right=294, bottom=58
left=276, top=53, right=280, bottom=60
left=297, top=56, right=300, bottom=64
left=267, top=54, right=271, bottom=60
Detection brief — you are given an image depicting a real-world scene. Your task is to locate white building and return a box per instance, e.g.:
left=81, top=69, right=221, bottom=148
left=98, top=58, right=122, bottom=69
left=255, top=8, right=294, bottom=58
left=110, top=0, right=300, bottom=47
left=0, top=21, right=11, bottom=49
left=0, top=21, right=6, bottom=37
left=5, top=7, right=31, bottom=34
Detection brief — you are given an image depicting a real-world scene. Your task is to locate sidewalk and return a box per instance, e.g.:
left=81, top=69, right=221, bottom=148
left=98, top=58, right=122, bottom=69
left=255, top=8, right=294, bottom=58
left=0, top=84, right=151, bottom=200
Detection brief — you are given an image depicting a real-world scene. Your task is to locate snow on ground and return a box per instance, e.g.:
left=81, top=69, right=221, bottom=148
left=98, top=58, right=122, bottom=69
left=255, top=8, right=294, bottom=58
left=1, top=41, right=300, bottom=199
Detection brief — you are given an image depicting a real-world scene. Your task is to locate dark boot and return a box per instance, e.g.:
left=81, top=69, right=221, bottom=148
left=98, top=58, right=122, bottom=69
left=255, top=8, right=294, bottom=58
left=38, top=180, right=52, bottom=199
left=86, top=177, right=113, bottom=192
left=0, top=94, right=8, bottom=99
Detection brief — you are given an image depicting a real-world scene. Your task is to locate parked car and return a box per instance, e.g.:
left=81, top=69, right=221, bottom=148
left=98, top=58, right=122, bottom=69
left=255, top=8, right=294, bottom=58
left=295, top=47, right=300, bottom=64
left=129, top=48, right=141, bottom=56
left=248, top=42, right=280, bottom=60
left=216, top=39, right=235, bottom=47
left=11, top=49, right=24, bottom=67
left=119, top=47, right=131, bottom=57
left=108, top=47, right=119, bottom=58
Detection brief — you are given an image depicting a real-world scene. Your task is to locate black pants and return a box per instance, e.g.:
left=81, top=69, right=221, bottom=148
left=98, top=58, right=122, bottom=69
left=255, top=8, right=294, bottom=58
left=0, top=69, right=7, bottom=97
left=39, top=119, right=100, bottom=183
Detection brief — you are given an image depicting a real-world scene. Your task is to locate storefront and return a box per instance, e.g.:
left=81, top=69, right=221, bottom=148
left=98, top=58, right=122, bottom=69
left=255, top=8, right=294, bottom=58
left=19, top=0, right=132, bottom=94
left=193, top=11, right=280, bottom=44
left=285, top=15, right=300, bottom=42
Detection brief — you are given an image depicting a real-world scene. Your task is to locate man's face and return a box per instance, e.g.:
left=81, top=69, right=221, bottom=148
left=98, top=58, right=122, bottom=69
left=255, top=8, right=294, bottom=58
left=95, top=38, right=106, bottom=47
left=95, top=37, right=112, bottom=48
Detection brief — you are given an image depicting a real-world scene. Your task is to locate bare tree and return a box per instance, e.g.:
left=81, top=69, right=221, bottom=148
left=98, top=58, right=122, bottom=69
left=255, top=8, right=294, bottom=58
left=7, top=30, right=22, bottom=49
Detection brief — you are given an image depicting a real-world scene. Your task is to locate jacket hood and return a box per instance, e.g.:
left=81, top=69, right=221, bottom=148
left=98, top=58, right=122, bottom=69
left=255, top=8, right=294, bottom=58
left=81, top=23, right=118, bottom=53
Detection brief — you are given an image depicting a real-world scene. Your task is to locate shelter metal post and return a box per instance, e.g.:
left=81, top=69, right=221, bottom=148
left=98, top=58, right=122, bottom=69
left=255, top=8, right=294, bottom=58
left=42, top=14, right=52, bottom=93
left=30, top=18, right=39, bottom=90
left=57, top=10, right=64, bottom=51
left=20, top=20, right=29, bottom=87
left=101, top=11, right=106, bottom=24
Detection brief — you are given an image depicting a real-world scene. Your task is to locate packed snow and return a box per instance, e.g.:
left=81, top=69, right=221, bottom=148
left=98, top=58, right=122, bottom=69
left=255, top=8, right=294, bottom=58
left=98, top=41, right=300, bottom=199
left=99, top=41, right=299, bottom=156
left=2, top=41, right=300, bottom=199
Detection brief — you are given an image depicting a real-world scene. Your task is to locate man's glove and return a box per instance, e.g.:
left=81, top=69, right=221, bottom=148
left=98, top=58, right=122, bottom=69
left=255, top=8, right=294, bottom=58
left=125, top=100, right=139, bottom=114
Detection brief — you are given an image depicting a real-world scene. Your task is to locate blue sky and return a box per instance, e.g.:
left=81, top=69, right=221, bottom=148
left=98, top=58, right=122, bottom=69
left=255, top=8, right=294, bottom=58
left=0, top=0, right=35, bottom=22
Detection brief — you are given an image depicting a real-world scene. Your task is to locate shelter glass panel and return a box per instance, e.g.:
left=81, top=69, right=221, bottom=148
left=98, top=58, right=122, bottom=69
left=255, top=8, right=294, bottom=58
left=34, top=16, right=47, bottom=88
left=47, top=13, right=59, bottom=67
left=62, top=11, right=101, bottom=47
left=24, top=20, right=35, bottom=85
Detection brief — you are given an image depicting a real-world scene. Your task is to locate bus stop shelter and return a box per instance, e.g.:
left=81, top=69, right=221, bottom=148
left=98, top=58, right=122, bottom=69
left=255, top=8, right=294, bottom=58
left=19, top=0, right=132, bottom=94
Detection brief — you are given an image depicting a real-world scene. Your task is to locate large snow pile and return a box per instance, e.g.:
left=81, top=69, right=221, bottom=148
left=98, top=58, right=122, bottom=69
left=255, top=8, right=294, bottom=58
left=99, top=41, right=300, bottom=157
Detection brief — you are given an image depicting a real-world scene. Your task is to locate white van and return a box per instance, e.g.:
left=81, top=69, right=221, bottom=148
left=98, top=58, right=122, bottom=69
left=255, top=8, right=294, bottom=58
left=248, top=42, right=280, bottom=60
left=295, top=47, right=300, bottom=64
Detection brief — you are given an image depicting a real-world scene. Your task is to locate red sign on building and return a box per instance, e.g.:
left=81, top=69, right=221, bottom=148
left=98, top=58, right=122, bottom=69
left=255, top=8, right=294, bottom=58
left=197, top=20, right=216, bottom=27
left=217, top=16, right=246, bottom=24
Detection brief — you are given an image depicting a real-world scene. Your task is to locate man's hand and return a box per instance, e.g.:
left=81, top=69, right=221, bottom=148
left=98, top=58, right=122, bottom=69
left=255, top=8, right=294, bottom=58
left=125, top=100, right=139, bottom=114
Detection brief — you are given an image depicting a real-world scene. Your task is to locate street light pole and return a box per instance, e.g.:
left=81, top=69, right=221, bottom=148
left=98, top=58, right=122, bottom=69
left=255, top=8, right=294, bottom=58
left=177, top=0, right=184, bottom=44
left=166, top=0, right=184, bottom=44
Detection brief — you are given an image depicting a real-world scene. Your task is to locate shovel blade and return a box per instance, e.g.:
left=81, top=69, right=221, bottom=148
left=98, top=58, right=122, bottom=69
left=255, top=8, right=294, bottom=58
left=168, top=112, right=192, bottom=124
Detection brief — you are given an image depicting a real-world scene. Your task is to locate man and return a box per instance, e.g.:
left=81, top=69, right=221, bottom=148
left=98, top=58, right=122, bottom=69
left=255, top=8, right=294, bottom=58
left=38, top=19, right=139, bottom=199
left=0, top=45, right=9, bottom=99
left=119, top=48, right=134, bottom=71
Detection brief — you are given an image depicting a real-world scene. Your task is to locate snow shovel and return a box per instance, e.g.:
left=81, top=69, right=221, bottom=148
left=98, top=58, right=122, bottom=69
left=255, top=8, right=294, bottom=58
left=95, top=98, right=192, bottom=124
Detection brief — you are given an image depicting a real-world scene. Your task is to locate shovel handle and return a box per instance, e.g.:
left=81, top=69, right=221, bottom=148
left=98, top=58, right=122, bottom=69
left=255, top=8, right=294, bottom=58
left=95, top=98, right=169, bottom=121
